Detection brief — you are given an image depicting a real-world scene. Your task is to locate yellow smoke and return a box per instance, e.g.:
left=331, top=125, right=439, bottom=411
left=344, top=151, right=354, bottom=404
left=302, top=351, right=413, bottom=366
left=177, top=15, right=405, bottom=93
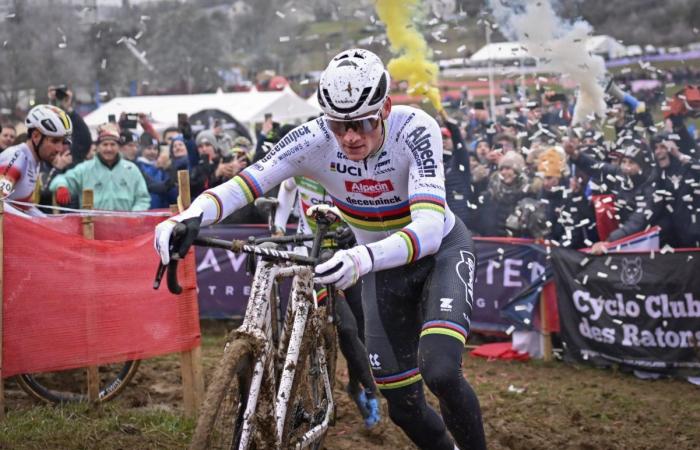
left=375, top=0, right=442, bottom=111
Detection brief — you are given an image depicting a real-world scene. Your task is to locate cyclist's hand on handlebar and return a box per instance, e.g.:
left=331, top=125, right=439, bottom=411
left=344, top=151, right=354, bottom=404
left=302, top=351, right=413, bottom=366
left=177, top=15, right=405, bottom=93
left=307, top=204, right=342, bottom=223
left=314, top=245, right=373, bottom=289
left=154, top=208, right=203, bottom=265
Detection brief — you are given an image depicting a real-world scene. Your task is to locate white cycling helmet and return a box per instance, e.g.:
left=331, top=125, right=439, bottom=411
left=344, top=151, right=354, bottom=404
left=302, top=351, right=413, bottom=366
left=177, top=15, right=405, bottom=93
left=25, top=104, right=73, bottom=137
left=317, top=49, right=390, bottom=120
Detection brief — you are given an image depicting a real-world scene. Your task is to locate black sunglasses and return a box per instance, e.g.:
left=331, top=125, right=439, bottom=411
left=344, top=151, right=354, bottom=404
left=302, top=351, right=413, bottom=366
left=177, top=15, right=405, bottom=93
left=325, top=113, right=382, bottom=136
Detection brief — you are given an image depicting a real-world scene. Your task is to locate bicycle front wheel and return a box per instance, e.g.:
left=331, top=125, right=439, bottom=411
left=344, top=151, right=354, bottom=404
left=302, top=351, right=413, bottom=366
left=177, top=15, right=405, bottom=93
left=16, top=360, right=140, bottom=404
left=191, top=337, right=256, bottom=450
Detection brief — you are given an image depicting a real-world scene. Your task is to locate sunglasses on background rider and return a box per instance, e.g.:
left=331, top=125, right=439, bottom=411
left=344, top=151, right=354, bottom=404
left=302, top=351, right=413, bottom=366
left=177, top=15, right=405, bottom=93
left=325, top=110, right=383, bottom=136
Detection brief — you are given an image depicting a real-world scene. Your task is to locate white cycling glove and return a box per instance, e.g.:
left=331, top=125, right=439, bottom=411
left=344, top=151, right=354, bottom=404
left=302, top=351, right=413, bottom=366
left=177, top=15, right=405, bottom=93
left=154, top=206, right=204, bottom=265
left=314, top=245, right=373, bottom=289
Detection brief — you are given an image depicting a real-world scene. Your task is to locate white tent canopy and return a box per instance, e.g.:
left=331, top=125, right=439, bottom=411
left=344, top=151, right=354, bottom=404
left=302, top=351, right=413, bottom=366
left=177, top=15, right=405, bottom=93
left=84, top=85, right=321, bottom=129
left=470, top=35, right=625, bottom=62
left=471, top=42, right=529, bottom=62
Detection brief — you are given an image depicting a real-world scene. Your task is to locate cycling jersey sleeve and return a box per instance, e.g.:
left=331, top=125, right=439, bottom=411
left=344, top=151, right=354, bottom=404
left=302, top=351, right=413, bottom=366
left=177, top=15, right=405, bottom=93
left=185, top=123, right=322, bottom=226
left=0, top=148, right=26, bottom=198
left=366, top=115, right=448, bottom=271
left=274, top=178, right=298, bottom=231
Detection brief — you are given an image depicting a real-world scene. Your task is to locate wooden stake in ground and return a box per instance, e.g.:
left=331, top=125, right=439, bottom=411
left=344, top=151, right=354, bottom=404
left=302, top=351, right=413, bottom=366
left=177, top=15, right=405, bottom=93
left=0, top=200, right=5, bottom=419
left=82, top=190, right=101, bottom=402
left=535, top=239, right=553, bottom=362
left=174, top=170, right=205, bottom=417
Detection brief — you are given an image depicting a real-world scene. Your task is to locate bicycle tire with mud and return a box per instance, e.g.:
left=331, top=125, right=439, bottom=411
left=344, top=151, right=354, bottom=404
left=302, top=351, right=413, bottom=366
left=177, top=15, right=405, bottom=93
left=190, top=336, right=257, bottom=450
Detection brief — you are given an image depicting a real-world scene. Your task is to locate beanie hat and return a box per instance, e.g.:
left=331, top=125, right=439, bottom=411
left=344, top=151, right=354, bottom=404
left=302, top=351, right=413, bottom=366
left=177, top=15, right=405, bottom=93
left=498, top=151, right=526, bottom=174
left=196, top=130, right=217, bottom=147
left=618, top=139, right=652, bottom=168
left=96, top=124, right=120, bottom=144
left=537, top=147, right=564, bottom=178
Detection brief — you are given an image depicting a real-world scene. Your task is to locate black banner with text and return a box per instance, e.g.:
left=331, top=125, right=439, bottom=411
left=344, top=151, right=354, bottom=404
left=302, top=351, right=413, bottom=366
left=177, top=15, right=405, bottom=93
left=552, top=248, right=700, bottom=377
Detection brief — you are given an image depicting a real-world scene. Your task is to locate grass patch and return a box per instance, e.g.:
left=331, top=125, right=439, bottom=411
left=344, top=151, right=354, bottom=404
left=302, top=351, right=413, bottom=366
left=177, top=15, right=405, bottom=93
left=0, top=403, right=194, bottom=450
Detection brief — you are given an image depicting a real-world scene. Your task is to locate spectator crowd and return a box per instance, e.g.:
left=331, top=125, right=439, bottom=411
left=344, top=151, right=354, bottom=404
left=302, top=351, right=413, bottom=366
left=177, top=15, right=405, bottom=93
left=1, top=74, right=699, bottom=252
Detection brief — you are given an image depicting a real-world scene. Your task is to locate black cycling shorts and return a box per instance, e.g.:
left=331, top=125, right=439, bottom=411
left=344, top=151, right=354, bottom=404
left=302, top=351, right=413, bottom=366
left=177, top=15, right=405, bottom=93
left=360, top=218, right=476, bottom=390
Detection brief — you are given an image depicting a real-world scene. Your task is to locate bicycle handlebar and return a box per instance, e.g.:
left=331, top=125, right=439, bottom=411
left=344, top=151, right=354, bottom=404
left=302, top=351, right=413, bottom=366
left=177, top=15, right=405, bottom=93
left=193, top=236, right=319, bottom=265
left=154, top=204, right=343, bottom=295
left=153, top=234, right=327, bottom=295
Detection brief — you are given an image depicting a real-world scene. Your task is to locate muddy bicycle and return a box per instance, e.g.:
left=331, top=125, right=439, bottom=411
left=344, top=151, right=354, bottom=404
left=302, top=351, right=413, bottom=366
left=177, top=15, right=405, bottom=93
left=158, top=204, right=343, bottom=449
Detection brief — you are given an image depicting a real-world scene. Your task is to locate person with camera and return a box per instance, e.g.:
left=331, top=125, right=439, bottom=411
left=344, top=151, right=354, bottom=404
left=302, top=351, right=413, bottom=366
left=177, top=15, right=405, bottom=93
left=137, top=134, right=178, bottom=209
left=49, top=125, right=150, bottom=211
left=252, top=113, right=282, bottom=162
left=477, top=150, right=539, bottom=237
left=189, top=130, right=246, bottom=198
left=47, top=85, right=91, bottom=165
left=0, top=104, right=72, bottom=216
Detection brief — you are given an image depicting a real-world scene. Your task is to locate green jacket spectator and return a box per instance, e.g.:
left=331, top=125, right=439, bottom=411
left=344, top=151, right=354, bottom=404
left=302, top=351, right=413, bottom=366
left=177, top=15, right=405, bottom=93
left=50, top=125, right=151, bottom=211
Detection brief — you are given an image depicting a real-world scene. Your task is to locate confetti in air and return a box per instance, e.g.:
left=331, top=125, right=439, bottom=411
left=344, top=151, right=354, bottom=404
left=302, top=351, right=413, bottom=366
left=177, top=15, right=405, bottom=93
left=374, top=0, right=443, bottom=111
left=489, top=0, right=607, bottom=125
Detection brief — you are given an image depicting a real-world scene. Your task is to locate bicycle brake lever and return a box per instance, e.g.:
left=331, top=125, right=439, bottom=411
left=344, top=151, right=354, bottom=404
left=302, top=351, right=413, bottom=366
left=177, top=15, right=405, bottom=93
left=166, top=259, right=183, bottom=295
left=153, top=262, right=167, bottom=289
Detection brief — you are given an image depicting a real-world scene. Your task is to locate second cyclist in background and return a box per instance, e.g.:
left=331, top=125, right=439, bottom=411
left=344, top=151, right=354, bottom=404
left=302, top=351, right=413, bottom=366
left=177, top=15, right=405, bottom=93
left=274, top=176, right=380, bottom=428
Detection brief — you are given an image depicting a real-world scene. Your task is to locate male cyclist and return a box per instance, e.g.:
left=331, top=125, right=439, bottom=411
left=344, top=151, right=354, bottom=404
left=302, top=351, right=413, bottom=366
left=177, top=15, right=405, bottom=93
left=274, top=176, right=380, bottom=429
left=155, top=49, right=485, bottom=449
left=0, top=104, right=72, bottom=216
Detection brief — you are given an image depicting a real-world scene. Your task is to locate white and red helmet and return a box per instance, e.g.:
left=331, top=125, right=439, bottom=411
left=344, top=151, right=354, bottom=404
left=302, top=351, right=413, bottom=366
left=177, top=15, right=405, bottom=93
left=25, top=104, right=72, bottom=137
left=317, top=49, right=390, bottom=120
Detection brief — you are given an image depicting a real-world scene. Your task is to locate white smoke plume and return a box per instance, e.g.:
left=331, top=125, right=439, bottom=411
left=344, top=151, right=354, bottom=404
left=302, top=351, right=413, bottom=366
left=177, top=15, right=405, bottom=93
left=488, top=0, right=607, bottom=125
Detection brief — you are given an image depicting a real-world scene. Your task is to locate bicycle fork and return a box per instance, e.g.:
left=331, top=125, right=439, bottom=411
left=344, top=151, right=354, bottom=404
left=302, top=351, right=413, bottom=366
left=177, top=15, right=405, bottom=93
left=237, top=262, right=279, bottom=450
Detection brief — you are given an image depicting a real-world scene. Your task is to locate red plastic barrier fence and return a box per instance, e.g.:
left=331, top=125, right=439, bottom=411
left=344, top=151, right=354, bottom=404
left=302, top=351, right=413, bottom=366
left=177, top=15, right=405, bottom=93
left=2, top=213, right=199, bottom=378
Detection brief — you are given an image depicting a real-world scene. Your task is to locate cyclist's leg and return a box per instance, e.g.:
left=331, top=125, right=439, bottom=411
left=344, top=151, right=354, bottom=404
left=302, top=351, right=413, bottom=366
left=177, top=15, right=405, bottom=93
left=335, top=284, right=379, bottom=425
left=362, top=266, right=454, bottom=450
left=336, top=284, right=376, bottom=394
left=418, top=219, right=486, bottom=450
left=344, top=281, right=366, bottom=344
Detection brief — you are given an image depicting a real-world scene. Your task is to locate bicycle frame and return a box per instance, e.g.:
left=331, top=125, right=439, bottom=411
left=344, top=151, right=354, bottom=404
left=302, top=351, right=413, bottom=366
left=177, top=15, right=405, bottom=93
left=234, top=260, right=334, bottom=449
left=160, top=203, right=341, bottom=449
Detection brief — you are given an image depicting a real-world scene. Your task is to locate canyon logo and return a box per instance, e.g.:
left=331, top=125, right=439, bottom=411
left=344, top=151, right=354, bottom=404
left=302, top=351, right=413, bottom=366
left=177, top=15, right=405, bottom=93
left=345, top=179, right=394, bottom=198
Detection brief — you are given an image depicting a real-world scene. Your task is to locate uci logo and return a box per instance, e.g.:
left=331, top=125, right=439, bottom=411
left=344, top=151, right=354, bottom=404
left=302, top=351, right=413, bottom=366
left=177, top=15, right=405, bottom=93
left=330, top=162, right=362, bottom=176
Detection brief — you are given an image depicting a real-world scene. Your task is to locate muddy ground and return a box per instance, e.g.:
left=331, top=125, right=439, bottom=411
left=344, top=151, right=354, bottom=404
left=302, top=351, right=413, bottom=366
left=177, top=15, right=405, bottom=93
left=3, top=321, right=699, bottom=449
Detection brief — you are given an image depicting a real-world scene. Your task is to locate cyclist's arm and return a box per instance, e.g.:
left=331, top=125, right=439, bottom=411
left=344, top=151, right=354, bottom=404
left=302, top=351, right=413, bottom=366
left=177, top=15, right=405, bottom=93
left=366, top=119, right=447, bottom=271
left=0, top=148, right=26, bottom=198
left=273, top=178, right=298, bottom=232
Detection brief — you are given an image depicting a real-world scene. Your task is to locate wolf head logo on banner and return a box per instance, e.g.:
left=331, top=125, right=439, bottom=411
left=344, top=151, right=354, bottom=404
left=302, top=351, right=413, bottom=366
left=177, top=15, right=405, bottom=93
left=621, top=257, right=643, bottom=287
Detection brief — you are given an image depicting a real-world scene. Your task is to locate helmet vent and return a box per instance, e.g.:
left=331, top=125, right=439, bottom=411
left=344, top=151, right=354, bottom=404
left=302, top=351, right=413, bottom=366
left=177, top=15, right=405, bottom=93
left=41, top=119, right=57, bottom=133
left=368, top=72, right=388, bottom=107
